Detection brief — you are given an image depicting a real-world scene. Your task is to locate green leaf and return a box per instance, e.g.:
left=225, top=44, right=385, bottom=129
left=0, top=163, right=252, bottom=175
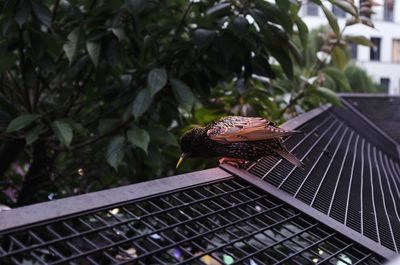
left=25, top=125, right=42, bottom=145
left=323, top=67, right=351, bottom=92
left=295, top=18, right=308, bottom=48
left=63, top=27, right=81, bottom=63
left=322, top=5, right=339, bottom=35
left=31, top=0, right=51, bottom=27
left=147, top=68, right=167, bottom=96
left=316, top=87, right=342, bottom=106
left=6, top=114, right=41, bottom=133
left=332, top=46, right=348, bottom=70
left=0, top=53, right=17, bottom=72
left=127, top=128, right=150, bottom=153
left=132, top=89, right=152, bottom=119
left=346, top=35, right=374, bottom=47
left=51, top=120, right=73, bottom=147
left=86, top=41, right=101, bottom=67
left=126, top=0, right=146, bottom=14
left=106, top=136, right=125, bottom=170
left=170, top=78, right=194, bottom=112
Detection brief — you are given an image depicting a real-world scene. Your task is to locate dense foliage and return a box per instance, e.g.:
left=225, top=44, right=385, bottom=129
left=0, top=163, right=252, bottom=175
left=0, top=0, right=376, bottom=206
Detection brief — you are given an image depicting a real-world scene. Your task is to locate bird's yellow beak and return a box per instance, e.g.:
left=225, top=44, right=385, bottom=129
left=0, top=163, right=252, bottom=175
left=176, top=153, right=188, bottom=168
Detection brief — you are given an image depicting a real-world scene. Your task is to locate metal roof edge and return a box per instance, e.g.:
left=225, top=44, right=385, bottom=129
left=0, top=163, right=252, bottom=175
left=281, top=104, right=332, bottom=131
left=220, top=164, right=398, bottom=261
left=0, top=168, right=232, bottom=233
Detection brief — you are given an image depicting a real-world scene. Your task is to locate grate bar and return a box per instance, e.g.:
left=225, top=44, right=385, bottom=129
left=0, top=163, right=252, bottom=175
left=380, top=153, right=400, bottom=222
left=310, top=127, right=349, bottom=207
left=367, top=143, right=381, bottom=245
left=48, top=193, right=277, bottom=264
left=360, top=138, right=365, bottom=235
left=344, top=134, right=360, bottom=225
left=1, top=183, right=251, bottom=258
left=293, top=122, right=344, bottom=196
left=145, top=210, right=302, bottom=265
left=327, top=130, right=354, bottom=216
left=278, top=119, right=340, bottom=189
left=373, top=147, right=398, bottom=252
left=230, top=222, right=319, bottom=264
left=261, top=114, right=334, bottom=180
left=315, top=243, right=354, bottom=265
left=272, top=232, right=336, bottom=265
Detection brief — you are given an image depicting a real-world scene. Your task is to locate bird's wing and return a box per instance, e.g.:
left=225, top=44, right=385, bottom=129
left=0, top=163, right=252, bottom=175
left=207, top=116, right=299, bottom=144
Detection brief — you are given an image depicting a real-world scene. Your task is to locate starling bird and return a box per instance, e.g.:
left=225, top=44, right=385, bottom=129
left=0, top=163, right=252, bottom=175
left=176, top=116, right=303, bottom=168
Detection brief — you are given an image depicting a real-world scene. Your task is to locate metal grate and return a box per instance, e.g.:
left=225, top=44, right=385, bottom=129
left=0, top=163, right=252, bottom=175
left=0, top=178, right=384, bottom=265
left=249, top=108, right=400, bottom=253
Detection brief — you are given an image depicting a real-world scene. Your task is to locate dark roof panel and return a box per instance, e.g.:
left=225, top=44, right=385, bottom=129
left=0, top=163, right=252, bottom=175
left=248, top=105, right=400, bottom=253
left=342, top=94, right=400, bottom=143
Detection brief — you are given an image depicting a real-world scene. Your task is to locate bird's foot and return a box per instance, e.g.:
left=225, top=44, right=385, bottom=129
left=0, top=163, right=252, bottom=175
left=219, top=157, right=248, bottom=168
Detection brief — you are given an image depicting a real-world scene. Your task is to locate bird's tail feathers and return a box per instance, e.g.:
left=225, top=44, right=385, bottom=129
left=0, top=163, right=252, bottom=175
left=275, top=149, right=304, bottom=168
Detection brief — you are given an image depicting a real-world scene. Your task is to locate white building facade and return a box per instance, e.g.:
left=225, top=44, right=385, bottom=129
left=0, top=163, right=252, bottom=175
left=300, top=0, right=400, bottom=95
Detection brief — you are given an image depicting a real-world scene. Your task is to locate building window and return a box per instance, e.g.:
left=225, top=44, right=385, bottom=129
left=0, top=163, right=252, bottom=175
left=380, top=78, right=390, bottom=92
left=305, top=1, right=319, bottom=16
left=384, top=0, right=394, bottom=21
left=349, top=43, right=358, bottom=59
left=332, top=6, right=346, bottom=18
left=392, top=39, right=400, bottom=63
left=370, top=37, right=381, bottom=61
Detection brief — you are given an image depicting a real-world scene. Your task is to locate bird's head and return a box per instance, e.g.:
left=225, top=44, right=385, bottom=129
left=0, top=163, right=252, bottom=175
left=176, top=127, right=205, bottom=168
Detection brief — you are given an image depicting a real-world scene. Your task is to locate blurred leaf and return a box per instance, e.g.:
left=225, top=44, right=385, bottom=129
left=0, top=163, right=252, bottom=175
left=15, top=0, right=31, bottom=27
left=132, top=89, right=152, bottom=119
left=170, top=78, right=194, bottom=112
left=112, top=28, right=126, bottom=41
left=65, top=119, right=88, bottom=136
left=127, top=128, right=150, bottom=153
left=323, top=67, right=351, bottom=91
left=148, top=68, right=167, bottom=96
left=295, top=18, right=308, bottom=48
left=31, top=0, right=51, bottom=27
left=346, top=35, right=374, bottom=47
left=316, top=87, right=342, bottom=106
left=86, top=41, right=101, bottom=67
left=25, top=125, right=42, bottom=145
left=0, top=53, right=17, bottom=72
left=232, top=16, right=249, bottom=38
left=6, top=114, right=41, bottom=133
left=270, top=48, right=293, bottom=79
left=106, top=136, right=125, bottom=170
left=51, top=120, right=73, bottom=147
left=206, top=2, right=231, bottom=18
left=332, top=0, right=357, bottom=16
left=321, top=5, right=339, bottom=36
left=193, top=29, right=216, bottom=47
left=63, top=27, right=81, bottom=63
left=126, top=0, right=146, bottom=14
left=332, top=46, right=348, bottom=70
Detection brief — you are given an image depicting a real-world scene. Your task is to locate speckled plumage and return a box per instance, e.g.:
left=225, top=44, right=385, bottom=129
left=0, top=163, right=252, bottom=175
left=179, top=116, right=303, bottom=167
